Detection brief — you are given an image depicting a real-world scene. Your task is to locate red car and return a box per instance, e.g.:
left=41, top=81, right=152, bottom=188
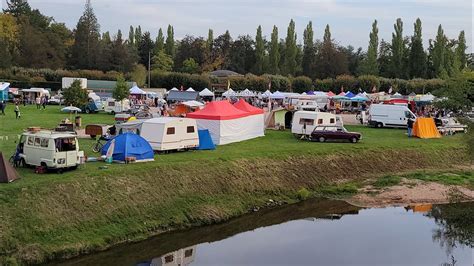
left=310, top=126, right=362, bottom=143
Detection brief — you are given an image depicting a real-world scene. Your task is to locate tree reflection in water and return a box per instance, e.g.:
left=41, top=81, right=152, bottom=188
left=426, top=202, right=474, bottom=258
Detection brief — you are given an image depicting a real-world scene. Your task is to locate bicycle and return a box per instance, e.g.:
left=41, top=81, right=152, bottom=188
left=92, top=136, right=108, bottom=153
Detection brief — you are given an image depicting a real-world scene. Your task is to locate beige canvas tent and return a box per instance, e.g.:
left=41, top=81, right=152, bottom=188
left=0, top=152, right=20, bottom=183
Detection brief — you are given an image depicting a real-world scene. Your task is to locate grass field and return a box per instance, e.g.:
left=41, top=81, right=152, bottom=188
left=0, top=104, right=471, bottom=264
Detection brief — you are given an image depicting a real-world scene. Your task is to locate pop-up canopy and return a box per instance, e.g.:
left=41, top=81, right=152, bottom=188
left=199, top=88, right=214, bottom=97
left=187, top=100, right=249, bottom=120
left=130, top=85, right=146, bottom=95
left=234, top=99, right=264, bottom=115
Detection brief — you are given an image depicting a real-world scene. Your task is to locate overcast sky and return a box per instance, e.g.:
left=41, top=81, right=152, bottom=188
left=15, top=0, right=474, bottom=52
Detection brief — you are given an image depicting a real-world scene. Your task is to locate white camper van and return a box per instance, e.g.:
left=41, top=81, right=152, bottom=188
left=104, top=98, right=131, bottom=114
left=140, top=117, right=199, bottom=151
left=16, top=130, right=84, bottom=171
left=291, top=111, right=337, bottom=137
left=368, top=104, right=416, bottom=128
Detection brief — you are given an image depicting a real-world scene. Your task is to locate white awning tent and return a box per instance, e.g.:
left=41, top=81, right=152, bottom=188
left=129, top=86, right=146, bottom=95
left=199, top=88, right=214, bottom=97
left=239, top=89, right=255, bottom=97
left=186, top=87, right=195, bottom=92
left=270, top=91, right=286, bottom=99
left=261, top=90, right=273, bottom=98
left=182, top=100, right=205, bottom=108
left=222, top=88, right=236, bottom=97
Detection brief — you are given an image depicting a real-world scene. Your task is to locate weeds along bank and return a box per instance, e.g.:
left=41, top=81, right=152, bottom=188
left=0, top=141, right=469, bottom=264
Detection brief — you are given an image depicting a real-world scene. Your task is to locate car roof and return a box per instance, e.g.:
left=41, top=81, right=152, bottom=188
left=23, top=130, right=76, bottom=139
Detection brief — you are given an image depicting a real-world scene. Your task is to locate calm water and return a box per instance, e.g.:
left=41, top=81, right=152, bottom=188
left=56, top=199, right=474, bottom=266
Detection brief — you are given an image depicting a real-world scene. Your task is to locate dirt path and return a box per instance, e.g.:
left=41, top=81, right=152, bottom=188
left=348, top=179, right=474, bottom=208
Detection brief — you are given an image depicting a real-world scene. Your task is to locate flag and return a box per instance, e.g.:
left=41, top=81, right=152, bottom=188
left=340, top=86, right=344, bottom=93
left=180, top=85, right=184, bottom=91
left=388, top=86, right=393, bottom=94
left=372, top=86, right=377, bottom=93
left=268, top=81, right=272, bottom=90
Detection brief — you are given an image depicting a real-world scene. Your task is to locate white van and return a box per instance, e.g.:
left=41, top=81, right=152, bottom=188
left=291, top=111, right=337, bottom=137
left=17, top=130, right=84, bottom=171
left=295, top=100, right=320, bottom=112
left=368, top=104, right=416, bottom=128
left=140, top=117, right=199, bottom=151
left=104, top=98, right=131, bottom=114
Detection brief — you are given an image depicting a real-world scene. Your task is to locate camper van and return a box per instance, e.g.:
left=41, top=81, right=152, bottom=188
left=295, top=100, right=320, bottom=112
left=140, top=117, right=199, bottom=151
left=104, top=98, right=131, bottom=114
left=368, top=104, right=416, bottom=128
left=291, top=111, right=337, bottom=137
left=16, top=130, right=84, bottom=171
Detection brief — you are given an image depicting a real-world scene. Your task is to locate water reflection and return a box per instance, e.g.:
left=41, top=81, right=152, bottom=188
left=54, top=200, right=474, bottom=266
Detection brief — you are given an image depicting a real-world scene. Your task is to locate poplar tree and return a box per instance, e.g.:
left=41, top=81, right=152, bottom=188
left=165, top=24, right=175, bottom=57
left=359, top=20, right=379, bottom=75
left=284, top=19, right=297, bottom=76
left=134, top=25, right=142, bottom=46
left=207, top=29, right=214, bottom=51
left=302, top=21, right=315, bottom=77
left=409, top=18, right=426, bottom=78
left=455, top=30, right=467, bottom=69
left=269, top=25, right=280, bottom=74
left=432, top=24, right=448, bottom=78
left=390, top=18, right=405, bottom=78
left=154, top=28, right=164, bottom=53
left=254, top=25, right=265, bottom=75
left=128, top=25, right=134, bottom=46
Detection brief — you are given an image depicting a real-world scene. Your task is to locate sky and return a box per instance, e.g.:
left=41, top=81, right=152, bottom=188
left=11, top=0, right=474, bottom=52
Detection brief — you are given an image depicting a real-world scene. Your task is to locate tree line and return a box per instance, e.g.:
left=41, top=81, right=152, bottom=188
left=0, top=0, right=471, bottom=83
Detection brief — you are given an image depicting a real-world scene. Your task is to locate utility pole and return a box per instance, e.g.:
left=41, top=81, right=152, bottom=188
left=148, top=51, right=151, bottom=88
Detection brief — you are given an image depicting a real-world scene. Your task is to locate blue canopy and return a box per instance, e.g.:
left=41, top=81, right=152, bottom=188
left=344, top=91, right=356, bottom=98
left=351, top=96, right=369, bottom=102
left=198, top=129, right=216, bottom=150
left=306, top=90, right=315, bottom=95
left=101, top=133, right=154, bottom=162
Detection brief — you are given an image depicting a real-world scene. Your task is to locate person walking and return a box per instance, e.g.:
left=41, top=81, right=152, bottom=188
left=14, top=103, right=20, bottom=119
left=407, top=118, right=414, bottom=137
left=41, top=96, right=47, bottom=109
left=36, top=96, right=41, bottom=109
left=0, top=100, right=4, bottom=115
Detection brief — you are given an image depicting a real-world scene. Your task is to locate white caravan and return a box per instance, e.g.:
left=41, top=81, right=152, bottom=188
left=17, top=130, right=84, bottom=170
left=291, top=111, right=337, bottom=137
left=368, top=104, right=416, bottom=128
left=295, top=99, right=320, bottom=112
left=140, top=117, right=199, bottom=151
left=104, top=98, right=131, bottom=114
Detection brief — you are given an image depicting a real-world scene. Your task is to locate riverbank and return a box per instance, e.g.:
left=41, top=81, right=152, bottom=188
left=0, top=106, right=472, bottom=264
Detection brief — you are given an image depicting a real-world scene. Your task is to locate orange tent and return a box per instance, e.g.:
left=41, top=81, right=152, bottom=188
left=412, top=118, right=441, bottom=139
left=0, top=152, right=20, bottom=183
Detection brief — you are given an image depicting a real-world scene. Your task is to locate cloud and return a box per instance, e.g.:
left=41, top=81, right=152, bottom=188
left=27, top=0, right=472, bottom=52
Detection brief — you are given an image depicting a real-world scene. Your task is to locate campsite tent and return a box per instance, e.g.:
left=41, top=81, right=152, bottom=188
left=187, top=100, right=264, bottom=145
left=222, top=89, right=236, bottom=98
left=197, top=129, right=216, bottom=150
left=234, top=99, right=264, bottom=115
left=130, top=86, right=146, bottom=95
left=344, top=91, right=355, bottom=98
left=101, top=133, right=154, bottom=162
left=262, top=90, right=272, bottom=98
left=186, top=87, right=195, bottom=92
left=270, top=91, right=285, bottom=99
left=0, top=152, right=19, bottom=183
left=199, top=88, right=214, bottom=97
left=327, top=91, right=336, bottom=97
left=412, top=118, right=441, bottom=139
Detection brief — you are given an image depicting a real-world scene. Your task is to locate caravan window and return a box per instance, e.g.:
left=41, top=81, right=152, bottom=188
left=40, top=138, right=49, bottom=148
left=108, top=102, right=115, bottom=107
left=164, top=255, right=174, bottom=263
left=185, top=249, right=193, bottom=258
left=317, top=119, right=324, bottom=125
left=27, top=136, right=34, bottom=146
left=299, top=118, right=314, bottom=125
left=167, top=127, right=175, bottom=135
left=55, top=138, right=76, bottom=152
left=187, top=126, right=195, bottom=133
left=330, top=118, right=335, bottom=124
left=34, top=137, right=41, bottom=147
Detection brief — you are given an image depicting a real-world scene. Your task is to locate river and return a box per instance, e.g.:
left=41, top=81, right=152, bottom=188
left=54, top=199, right=473, bottom=266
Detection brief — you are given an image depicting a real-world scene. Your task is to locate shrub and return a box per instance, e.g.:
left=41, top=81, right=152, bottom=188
left=314, top=78, right=334, bottom=92
left=264, top=74, right=291, bottom=92
left=296, top=188, right=311, bottom=200
left=334, top=75, right=357, bottom=92
left=357, top=75, right=380, bottom=92
left=291, top=76, right=313, bottom=93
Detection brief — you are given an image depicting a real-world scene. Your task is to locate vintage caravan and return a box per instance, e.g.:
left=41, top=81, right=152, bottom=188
left=140, top=117, right=199, bottom=151
left=16, top=130, right=84, bottom=171
left=291, top=111, right=338, bottom=137
left=104, top=98, right=131, bottom=114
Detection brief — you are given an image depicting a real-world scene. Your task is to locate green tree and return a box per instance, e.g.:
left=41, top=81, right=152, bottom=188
left=63, top=80, right=88, bottom=107
left=269, top=25, right=280, bottom=74
left=154, top=28, right=164, bottom=53
left=128, top=25, right=134, bottom=46
left=390, top=18, right=406, bottom=78
left=284, top=19, right=297, bottom=76
left=314, top=24, right=348, bottom=79
left=112, top=75, right=130, bottom=102
left=431, top=25, right=448, bottom=78
left=70, top=0, right=100, bottom=69
left=207, top=28, right=214, bottom=51
left=359, top=20, right=379, bottom=76
left=409, top=18, right=426, bottom=78
left=254, top=25, right=265, bottom=75
left=3, top=0, right=31, bottom=17
left=455, top=30, right=467, bottom=69
left=181, top=58, right=200, bottom=74
left=152, top=50, right=173, bottom=72
left=110, top=29, right=135, bottom=72
left=134, top=25, right=142, bottom=46
left=138, top=31, right=154, bottom=68
left=229, top=35, right=255, bottom=74
left=130, top=64, right=147, bottom=87
left=165, top=24, right=175, bottom=57
left=302, top=21, right=315, bottom=77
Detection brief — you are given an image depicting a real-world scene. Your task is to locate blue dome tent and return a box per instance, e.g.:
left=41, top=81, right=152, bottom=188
left=101, top=133, right=154, bottom=163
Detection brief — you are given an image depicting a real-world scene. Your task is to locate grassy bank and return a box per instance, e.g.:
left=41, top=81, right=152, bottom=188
left=0, top=105, right=470, bottom=264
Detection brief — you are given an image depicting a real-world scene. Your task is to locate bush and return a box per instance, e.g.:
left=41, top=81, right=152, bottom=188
left=291, top=76, right=313, bottom=93
left=150, top=71, right=210, bottom=89
left=264, top=74, right=291, bottom=92
left=334, top=75, right=357, bottom=92
left=314, top=78, right=334, bottom=92
left=357, top=75, right=380, bottom=92
left=296, top=188, right=311, bottom=200
left=63, top=80, right=88, bottom=107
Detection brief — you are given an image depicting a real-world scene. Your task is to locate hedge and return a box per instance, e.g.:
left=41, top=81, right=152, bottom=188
left=291, top=76, right=313, bottom=93
left=150, top=71, right=210, bottom=89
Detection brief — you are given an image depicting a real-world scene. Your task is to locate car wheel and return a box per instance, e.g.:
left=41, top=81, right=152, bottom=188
left=85, top=108, right=90, bottom=114
left=318, top=136, right=326, bottom=143
left=376, top=122, right=383, bottom=128
left=57, top=168, right=63, bottom=174
left=350, top=137, right=358, bottom=143
left=111, top=111, right=115, bottom=115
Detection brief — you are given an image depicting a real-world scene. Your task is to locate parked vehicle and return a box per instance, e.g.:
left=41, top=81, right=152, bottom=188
left=368, top=104, right=416, bottom=128
left=437, top=117, right=468, bottom=135
left=104, top=98, right=131, bottom=114
left=291, top=111, right=338, bottom=137
left=295, top=100, right=319, bottom=112
left=82, top=92, right=103, bottom=114
left=15, top=130, right=84, bottom=172
left=140, top=117, right=199, bottom=151
left=310, top=126, right=362, bottom=143
left=48, top=95, right=64, bottom=105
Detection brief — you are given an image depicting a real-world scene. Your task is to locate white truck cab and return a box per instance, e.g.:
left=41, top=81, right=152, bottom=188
left=17, top=130, right=84, bottom=170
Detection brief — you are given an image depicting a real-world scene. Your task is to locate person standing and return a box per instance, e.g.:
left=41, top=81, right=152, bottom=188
left=0, top=100, right=4, bottom=115
left=14, top=103, right=20, bottom=119
left=41, top=96, right=47, bottom=109
left=407, top=118, right=414, bottom=137
left=36, top=96, right=41, bottom=109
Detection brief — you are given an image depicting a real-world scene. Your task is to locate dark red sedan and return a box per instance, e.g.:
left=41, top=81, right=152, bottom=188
left=310, top=126, right=362, bottom=143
